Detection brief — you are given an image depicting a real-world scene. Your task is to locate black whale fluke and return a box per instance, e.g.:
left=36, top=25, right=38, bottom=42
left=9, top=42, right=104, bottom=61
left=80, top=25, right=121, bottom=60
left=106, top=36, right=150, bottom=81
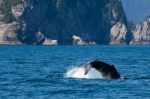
left=89, top=60, right=121, bottom=79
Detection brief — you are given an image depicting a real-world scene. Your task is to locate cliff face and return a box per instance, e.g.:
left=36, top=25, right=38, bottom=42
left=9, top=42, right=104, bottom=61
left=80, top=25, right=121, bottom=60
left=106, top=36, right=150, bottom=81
left=131, top=17, right=150, bottom=44
left=0, top=22, right=21, bottom=45
left=0, top=0, right=130, bottom=45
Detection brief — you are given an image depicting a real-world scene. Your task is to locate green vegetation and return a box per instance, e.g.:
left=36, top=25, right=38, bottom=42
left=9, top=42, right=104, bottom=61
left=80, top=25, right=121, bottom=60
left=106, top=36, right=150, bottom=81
left=0, top=0, right=22, bottom=23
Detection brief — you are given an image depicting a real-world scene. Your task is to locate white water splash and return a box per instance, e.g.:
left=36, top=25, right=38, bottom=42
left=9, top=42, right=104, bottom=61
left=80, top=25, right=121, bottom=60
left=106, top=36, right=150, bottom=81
left=65, top=66, right=103, bottom=79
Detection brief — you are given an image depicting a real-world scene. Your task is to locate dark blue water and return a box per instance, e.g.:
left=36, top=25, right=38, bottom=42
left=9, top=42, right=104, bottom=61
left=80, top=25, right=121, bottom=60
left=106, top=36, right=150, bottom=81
left=0, top=45, right=150, bottom=99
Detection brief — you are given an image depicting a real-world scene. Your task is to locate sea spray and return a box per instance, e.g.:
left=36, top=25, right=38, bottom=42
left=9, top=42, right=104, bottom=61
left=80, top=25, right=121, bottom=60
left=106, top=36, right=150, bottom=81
left=65, top=65, right=103, bottom=79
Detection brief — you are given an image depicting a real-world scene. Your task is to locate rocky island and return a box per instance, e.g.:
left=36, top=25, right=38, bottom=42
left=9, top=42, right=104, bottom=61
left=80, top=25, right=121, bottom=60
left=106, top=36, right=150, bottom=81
left=0, top=0, right=149, bottom=45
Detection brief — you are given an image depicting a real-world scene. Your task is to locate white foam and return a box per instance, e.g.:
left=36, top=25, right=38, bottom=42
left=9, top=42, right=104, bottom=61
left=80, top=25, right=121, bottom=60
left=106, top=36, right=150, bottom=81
left=65, top=66, right=103, bottom=79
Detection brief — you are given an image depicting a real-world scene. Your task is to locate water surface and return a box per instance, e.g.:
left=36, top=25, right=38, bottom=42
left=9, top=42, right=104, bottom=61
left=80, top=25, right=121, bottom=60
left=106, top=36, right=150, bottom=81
left=0, top=45, right=149, bottom=99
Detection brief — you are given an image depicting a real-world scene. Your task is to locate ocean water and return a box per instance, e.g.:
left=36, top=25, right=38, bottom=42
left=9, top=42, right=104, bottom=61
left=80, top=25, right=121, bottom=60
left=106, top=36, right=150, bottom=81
left=0, top=45, right=150, bottom=99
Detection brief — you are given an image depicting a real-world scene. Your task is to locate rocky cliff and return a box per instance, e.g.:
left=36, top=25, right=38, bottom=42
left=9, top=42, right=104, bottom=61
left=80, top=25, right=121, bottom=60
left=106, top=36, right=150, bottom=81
left=0, top=22, right=21, bottom=45
left=131, top=17, right=150, bottom=44
left=0, top=0, right=131, bottom=45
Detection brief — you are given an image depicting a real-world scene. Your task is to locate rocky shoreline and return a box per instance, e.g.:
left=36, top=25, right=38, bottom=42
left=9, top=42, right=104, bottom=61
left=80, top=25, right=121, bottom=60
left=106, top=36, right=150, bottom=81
left=0, top=0, right=150, bottom=45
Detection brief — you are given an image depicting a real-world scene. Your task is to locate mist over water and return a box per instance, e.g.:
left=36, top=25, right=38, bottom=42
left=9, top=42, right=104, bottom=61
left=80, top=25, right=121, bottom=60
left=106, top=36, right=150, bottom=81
left=0, top=45, right=150, bottom=98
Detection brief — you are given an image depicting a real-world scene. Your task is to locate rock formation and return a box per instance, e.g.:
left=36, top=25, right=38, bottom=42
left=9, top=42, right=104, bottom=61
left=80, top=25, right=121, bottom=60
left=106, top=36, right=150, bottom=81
left=72, top=35, right=96, bottom=45
left=43, top=38, right=58, bottom=45
left=0, top=0, right=131, bottom=45
left=131, top=17, right=150, bottom=44
left=0, top=22, right=21, bottom=44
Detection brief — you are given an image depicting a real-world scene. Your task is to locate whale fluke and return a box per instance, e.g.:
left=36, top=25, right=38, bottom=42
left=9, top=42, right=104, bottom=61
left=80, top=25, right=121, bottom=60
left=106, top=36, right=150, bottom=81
left=89, top=60, right=120, bottom=79
left=65, top=60, right=121, bottom=79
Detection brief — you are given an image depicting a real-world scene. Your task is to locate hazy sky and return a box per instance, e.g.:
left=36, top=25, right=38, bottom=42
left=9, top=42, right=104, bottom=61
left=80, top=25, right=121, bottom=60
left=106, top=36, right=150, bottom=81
left=122, top=0, right=150, bottom=23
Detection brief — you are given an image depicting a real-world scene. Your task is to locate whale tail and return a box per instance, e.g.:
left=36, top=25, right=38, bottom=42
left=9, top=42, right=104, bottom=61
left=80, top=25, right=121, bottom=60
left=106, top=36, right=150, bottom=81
left=110, top=65, right=120, bottom=79
left=84, top=64, right=91, bottom=75
left=77, top=63, right=91, bottom=75
left=90, top=61, right=121, bottom=79
left=66, top=60, right=120, bottom=79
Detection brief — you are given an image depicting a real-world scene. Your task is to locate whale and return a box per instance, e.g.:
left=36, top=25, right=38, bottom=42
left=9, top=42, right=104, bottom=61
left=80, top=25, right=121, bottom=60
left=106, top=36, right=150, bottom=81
left=65, top=60, right=120, bottom=79
left=88, top=60, right=121, bottom=79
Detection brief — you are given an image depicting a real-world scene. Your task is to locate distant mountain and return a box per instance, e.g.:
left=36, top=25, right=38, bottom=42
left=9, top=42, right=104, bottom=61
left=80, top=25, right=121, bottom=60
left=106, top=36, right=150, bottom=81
left=122, top=0, right=150, bottom=24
